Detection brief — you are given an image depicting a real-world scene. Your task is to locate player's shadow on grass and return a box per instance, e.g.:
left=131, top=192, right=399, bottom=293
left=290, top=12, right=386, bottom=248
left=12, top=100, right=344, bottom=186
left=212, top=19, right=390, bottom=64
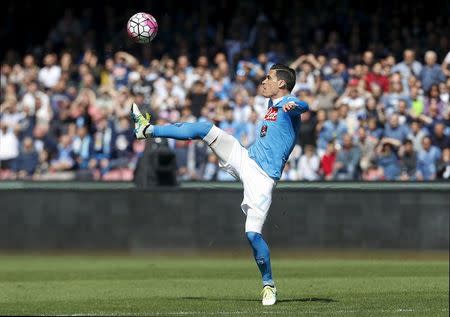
left=180, top=297, right=336, bottom=303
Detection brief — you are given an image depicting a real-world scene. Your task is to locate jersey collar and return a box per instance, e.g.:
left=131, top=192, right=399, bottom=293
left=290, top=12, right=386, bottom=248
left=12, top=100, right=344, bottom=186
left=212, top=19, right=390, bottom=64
left=269, top=95, right=291, bottom=108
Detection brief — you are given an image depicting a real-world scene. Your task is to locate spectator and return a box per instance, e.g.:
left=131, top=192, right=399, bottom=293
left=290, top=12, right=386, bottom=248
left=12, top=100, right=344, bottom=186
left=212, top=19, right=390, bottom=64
left=173, top=139, right=192, bottom=181
left=324, top=57, right=348, bottom=95
left=50, top=102, right=74, bottom=139
left=437, top=148, right=450, bottom=180
left=22, top=54, right=39, bottom=79
left=291, top=56, right=318, bottom=94
left=33, top=149, right=50, bottom=179
left=112, top=51, right=138, bottom=89
left=336, top=86, right=366, bottom=117
left=38, top=53, right=61, bottom=89
left=416, top=136, right=442, bottom=180
left=338, top=102, right=359, bottom=136
left=31, top=123, right=58, bottom=157
left=409, top=86, right=425, bottom=117
left=298, top=110, right=317, bottom=149
left=320, top=141, right=336, bottom=180
left=419, top=50, right=446, bottom=94
left=219, top=106, right=243, bottom=141
left=441, top=51, right=450, bottom=78
left=230, top=69, right=256, bottom=96
left=281, top=161, right=299, bottom=181
left=362, top=163, right=385, bottom=181
left=383, top=114, right=410, bottom=143
left=72, top=125, right=93, bottom=169
left=89, top=117, right=114, bottom=175
left=317, top=109, right=347, bottom=151
left=421, top=102, right=444, bottom=133
left=439, top=81, right=449, bottom=104
left=0, top=122, right=19, bottom=170
left=398, top=139, right=417, bottom=180
left=375, top=140, right=401, bottom=181
left=407, top=119, right=428, bottom=152
left=367, top=117, right=384, bottom=140
left=355, top=127, right=377, bottom=174
left=203, top=153, right=218, bottom=180
left=109, top=116, right=135, bottom=170
left=241, top=110, right=260, bottom=148
left=381, top=74, right=409, bottom=114
left=50, top=133, right=75, bottom=173
left=12, top=137, right=39, bottom=179
left=424, top=84, right=446, bottom=116
left=396, top=99, right=414, bottom=125
left=17, top=102, right=36, bottom=139
left=364, top=62, right=389, bottom=93
left=297, top=144, right=320, bottom=181
left=362, top=97, right=382, bottom=123
left=391, top=49, right=423, bottom=80
left=314, top=80, right=338, bottom=113
left=1, top=100, right=23, bottom=129
left=333, top=134, right=361, bottom=180
left=185, top=80, right=208, bottom=118
left=313, top=110, right=328, bottom=147
left=232, top=91, right=251, bottom=123
left=430, top=122, right=450, bottom=151
left=21, top=80, right=52, bottom=123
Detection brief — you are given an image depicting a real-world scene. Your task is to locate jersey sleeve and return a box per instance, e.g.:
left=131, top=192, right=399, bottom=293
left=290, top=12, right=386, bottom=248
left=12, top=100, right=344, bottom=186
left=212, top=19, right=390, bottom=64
left=288, top=99, right=309, bottom=116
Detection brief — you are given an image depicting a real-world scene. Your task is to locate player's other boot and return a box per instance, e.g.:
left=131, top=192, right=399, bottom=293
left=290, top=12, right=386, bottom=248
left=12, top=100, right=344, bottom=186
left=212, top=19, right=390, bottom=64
left=130, top=103, right=151, bottom=139
left=261, top=285, right=277, bottom=306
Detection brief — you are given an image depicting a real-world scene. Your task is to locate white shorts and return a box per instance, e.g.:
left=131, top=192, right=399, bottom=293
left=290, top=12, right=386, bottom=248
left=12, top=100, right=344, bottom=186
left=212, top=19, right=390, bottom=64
left=204, top=126, right=275, bottom=233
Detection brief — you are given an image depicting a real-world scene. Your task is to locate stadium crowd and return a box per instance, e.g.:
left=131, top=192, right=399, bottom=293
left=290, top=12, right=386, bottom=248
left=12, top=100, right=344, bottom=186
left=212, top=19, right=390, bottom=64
left=0, top=2, right=449, bottom=181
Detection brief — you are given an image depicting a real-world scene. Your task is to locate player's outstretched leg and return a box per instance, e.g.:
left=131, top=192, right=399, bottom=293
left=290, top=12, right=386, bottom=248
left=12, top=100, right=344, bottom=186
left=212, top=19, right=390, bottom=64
left=246, top=231, right=277, bottom=305
left=131, top=103, right=213, bottom=141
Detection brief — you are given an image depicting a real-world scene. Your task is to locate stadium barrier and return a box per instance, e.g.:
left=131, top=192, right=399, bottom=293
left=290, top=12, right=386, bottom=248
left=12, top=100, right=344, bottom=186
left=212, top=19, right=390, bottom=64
left=1, top=182, right=448, bottom=251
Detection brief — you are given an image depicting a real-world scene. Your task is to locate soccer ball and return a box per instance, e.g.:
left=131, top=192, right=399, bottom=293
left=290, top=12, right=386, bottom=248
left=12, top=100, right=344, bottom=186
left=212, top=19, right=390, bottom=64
left=126, top=12, right=158, bottom=44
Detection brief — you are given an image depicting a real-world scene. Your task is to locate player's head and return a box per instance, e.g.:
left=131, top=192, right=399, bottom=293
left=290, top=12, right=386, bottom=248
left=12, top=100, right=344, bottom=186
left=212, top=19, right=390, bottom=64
left=261, top=64, right=296, bottom=98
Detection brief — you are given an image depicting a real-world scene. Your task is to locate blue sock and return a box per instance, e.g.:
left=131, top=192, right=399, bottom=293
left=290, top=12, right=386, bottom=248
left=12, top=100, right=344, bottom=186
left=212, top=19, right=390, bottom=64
left=150, top=122, right=213, bottom=140
left=246, top=231, right=274, bottom=287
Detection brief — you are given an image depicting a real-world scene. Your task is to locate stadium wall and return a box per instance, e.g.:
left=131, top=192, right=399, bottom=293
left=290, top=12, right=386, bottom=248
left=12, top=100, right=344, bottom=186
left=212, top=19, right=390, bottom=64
left=1, top=183, right=449, bottom=251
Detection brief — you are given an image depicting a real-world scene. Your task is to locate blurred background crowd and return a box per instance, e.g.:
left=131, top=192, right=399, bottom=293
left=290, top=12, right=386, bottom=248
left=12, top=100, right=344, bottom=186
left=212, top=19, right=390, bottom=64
left=0, top=0, right=449, bottom=181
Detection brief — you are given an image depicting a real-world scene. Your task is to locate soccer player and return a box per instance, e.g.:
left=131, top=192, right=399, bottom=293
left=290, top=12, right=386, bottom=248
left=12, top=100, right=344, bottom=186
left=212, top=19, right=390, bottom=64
left=131, top=64, right=309, bottom=305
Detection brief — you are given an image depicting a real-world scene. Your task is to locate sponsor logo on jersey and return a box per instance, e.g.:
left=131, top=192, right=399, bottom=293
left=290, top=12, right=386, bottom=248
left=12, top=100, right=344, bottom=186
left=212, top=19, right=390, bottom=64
left=264, top=107, right=278, bottom=121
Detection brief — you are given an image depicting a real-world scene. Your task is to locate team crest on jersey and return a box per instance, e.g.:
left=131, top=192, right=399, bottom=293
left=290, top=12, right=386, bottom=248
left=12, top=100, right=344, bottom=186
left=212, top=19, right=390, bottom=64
left=264, top=107, right=278, bottom=121
left=260, top=124, right=268, bottom=137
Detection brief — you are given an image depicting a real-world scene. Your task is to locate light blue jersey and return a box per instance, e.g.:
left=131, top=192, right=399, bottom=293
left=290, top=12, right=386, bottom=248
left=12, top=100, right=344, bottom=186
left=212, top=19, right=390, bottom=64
left=248, top=95, right=309, bottom=180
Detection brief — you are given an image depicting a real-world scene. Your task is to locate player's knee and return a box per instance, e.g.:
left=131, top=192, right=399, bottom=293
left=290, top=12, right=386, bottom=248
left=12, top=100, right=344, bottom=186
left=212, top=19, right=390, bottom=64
left=246, top=231, right=261, bottom=245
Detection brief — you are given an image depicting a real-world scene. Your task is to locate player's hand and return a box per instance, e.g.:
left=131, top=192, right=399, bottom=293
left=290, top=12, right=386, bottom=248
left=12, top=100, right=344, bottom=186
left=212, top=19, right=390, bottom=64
left=282, top=102, right=296, bottom=112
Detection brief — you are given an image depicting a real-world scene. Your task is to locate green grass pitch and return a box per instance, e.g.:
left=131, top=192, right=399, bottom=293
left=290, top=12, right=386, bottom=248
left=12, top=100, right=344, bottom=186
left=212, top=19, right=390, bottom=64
left=0, top=253, right=448, bottom=316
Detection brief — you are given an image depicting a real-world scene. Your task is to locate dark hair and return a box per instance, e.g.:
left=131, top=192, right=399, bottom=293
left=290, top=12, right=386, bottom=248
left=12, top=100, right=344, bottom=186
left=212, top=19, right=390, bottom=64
left=270, top=63, right=296, bottom=92
left=403, top=139, right=413, bottom=145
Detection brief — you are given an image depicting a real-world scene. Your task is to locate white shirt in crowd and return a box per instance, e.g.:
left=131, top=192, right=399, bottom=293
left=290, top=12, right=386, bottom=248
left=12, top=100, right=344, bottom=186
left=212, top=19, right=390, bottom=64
left=444, top=51, right=450, bottom=64
left=21, top=91, right=52, bottom=124
left=0, top=128, right=19, bottom=160
left=233, top=104, right=252, bottom=123
left=341, top=96, right=366, bottom=114
left=38, top=65, right=61, bottom=88
left=297, top=153, right=320, bottom=181
left=1, top=112, right=23, bottom=128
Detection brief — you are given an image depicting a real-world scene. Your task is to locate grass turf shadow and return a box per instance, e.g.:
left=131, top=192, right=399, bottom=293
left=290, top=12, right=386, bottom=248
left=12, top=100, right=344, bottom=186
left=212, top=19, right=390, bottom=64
left=180, top=297, right=336, bottom=303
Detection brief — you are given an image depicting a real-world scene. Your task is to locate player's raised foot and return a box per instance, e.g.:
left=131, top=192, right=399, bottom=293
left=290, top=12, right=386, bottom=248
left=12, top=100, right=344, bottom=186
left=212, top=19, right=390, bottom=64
left=130, top=103, right=151, bottom=139
left=261, top=285, right=277, bottom=306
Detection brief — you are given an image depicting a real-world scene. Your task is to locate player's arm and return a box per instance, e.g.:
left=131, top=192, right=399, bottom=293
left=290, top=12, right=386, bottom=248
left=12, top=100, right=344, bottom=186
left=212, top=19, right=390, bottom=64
left=282, top=100, right=309, bottom=115
left=115, top=51, right=138, bottom=68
